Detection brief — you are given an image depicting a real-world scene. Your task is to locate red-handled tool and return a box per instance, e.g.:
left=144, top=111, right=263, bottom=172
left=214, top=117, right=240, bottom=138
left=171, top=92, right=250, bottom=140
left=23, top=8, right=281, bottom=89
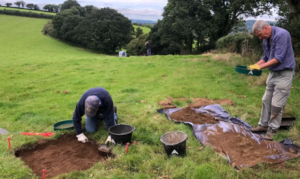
left=42, top=169, right=46, bottom=179
left=125, top=142, right=130, bottom=154
left=21, top=132, right=54, bottom=137
left=7, top=137, right=11, bottom=150
left=0, top=128, right=54, bottom=138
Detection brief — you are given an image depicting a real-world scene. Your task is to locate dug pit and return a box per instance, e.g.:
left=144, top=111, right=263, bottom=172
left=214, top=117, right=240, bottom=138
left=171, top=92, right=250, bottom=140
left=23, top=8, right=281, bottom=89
left=15, top=134, right=112, bottom=178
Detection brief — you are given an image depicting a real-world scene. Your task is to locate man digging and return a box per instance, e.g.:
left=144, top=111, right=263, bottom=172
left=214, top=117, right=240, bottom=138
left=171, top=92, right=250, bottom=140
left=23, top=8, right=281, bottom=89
left=248, top=20, right=295, bottom=140
left=73, top=87, right=117, bottom=143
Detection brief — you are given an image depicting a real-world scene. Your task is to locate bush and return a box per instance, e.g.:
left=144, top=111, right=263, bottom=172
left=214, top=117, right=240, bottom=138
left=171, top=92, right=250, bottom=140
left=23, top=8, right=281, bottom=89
left=42, top=21, right=57, bottom=38
left=127, top=34, right=148, bottom=56
left=216, top=33, right=252, bottom=54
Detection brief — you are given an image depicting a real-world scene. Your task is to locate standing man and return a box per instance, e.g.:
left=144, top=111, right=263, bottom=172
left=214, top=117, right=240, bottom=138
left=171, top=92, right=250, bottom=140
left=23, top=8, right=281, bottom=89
left=73, top=87, right=117, bottom=143
left=249, top=20, right=295, bottom=140
left=145, top=41, right=151, bottom=56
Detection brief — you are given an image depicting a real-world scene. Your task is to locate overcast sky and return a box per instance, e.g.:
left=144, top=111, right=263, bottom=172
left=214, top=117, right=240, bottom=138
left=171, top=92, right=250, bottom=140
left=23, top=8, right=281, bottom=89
left=0, top=0, right=278, bottom=21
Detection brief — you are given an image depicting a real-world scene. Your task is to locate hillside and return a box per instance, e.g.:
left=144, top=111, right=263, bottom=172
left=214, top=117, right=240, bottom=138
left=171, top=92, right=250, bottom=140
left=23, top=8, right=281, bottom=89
left=1, top=14, right=300, bottom=179
left=133, top=25, right=151, bottom=34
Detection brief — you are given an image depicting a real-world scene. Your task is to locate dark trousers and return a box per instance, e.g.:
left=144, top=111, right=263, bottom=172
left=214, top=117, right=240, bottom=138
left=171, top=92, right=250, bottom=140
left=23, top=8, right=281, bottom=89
left=147, top=49, right=151, bottom=56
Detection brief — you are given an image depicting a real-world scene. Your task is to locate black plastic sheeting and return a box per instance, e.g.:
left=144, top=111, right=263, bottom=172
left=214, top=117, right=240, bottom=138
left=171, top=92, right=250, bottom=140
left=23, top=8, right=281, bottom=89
left=163, top=104, right=300, bottom=168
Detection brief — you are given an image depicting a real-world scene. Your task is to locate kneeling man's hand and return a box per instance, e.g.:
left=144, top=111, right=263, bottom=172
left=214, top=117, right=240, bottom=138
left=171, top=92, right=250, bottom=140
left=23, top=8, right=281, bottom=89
left=76, top=133, right=88, bottom=143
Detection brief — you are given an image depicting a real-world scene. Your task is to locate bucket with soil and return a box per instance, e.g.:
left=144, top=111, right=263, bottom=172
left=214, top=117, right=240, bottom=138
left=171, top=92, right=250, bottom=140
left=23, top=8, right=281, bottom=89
left=160, top=131, right=188, bottom=158
left=108, top=124, right=135, bottom=145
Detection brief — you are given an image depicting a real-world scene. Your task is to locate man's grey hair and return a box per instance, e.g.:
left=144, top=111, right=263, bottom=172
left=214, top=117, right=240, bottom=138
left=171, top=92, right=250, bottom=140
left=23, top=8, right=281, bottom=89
left=252, top=20, right=270, bottom=33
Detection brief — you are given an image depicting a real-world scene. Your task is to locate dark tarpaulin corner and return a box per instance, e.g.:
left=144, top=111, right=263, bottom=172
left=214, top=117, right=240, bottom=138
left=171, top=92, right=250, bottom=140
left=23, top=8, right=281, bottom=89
left=164, top=104, right=300, bottom=169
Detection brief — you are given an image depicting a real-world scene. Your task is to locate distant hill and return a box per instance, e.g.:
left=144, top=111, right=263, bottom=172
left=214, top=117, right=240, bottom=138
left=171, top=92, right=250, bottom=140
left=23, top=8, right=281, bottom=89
left=131, top=19, right=157, bottom=25
left=245, top=20, right=276, bottom=32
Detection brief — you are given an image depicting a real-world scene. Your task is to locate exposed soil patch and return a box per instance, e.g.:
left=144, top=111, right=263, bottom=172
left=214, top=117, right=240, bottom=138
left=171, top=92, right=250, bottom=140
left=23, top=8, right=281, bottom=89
left=170, top=107, right=218, bottom=125
left=158, top=98, right=234, bottom=109
left=205, top=124, right=299, bottom=168
left=158, top=98, right=176, bottom=109
left=215, top=99, right=235, bottom=106
left=188, top=98, right=215, bottom=108
left=15, top=134, right=111, bottom=178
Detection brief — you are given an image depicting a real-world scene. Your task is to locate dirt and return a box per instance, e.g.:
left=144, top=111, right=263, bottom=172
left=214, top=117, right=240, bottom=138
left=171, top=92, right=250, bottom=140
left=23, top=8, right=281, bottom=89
left=15, top=134, right=110, bottom=178
left=204, top=124, right=299, bottom=168
left=170, top=107, right=218, bottom=125
left=158, top=97, right=234, bottom=109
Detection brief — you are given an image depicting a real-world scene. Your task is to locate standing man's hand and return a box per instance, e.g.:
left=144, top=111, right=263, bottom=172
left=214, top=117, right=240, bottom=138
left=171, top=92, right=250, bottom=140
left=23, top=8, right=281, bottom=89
left=76, top=133, right=88, bottom=143
left=247, top=64, right=261, bottom=70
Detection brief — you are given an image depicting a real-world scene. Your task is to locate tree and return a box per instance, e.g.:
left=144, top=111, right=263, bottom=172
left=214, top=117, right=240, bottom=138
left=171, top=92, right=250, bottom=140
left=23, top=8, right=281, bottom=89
left=53, top=5, right=59, bottom=12
left=153, top=0, right=281, bottom=54
left=203, top=0, right=281, bottom=46
left=43, top=4, right=54, bottom=12
left=135, top=27, right=143, bottom=38
left=156, top=0, right=213, bottom=54
left=74, top=8, right=134, bottom=53
left=20, top=1, right=25, bottom=8
left=84, top=5, right=96, bottom=15
left=147, top=20, right=181, bottom=55
left=14, top=1, right=21, bottom=8
left=5, top=3, right=12, bottom=7
left=26, top=3, right=34, bottom=9
left=230, top=20, right=248, bottom=34
left=277, top=0, right=300, bottom=56
left=33, top=4, right=39, bottom=10
left=52, top=6, right=81, bottom=38
left=61, top=0, right=80, bottom=11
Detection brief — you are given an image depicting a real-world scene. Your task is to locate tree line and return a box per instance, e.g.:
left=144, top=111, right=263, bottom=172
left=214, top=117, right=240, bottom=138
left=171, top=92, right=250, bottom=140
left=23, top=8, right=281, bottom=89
left=1, top=1, right=64, bottom=12
left=5, top=0, right=297, bottom=57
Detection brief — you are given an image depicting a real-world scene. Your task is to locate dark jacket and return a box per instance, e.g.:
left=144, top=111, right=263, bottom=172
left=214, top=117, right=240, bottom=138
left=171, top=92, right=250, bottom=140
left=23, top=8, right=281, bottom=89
left=72, top=87, right=114, bottom=134
left=146, top=42, right=151, bottom=49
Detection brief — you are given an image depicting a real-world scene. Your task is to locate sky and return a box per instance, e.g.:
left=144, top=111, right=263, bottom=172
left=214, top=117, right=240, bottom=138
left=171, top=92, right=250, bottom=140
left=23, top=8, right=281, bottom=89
left=0, top=0, right=278, bottom=21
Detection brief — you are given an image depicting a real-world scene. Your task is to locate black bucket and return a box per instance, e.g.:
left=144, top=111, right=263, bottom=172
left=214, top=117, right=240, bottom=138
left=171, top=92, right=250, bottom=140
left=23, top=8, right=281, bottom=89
left=160, top=131, right=188, bottom=158
left=108, top=124, right=135, bottom=145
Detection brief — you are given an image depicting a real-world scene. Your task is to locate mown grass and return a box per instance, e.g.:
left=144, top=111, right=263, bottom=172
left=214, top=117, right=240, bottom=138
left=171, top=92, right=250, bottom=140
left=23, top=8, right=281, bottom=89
left=133, top=25, right=151, bottom=34
left=1, top=14, right=300, bottom=178
left=0, top=7, right=56, bottom=15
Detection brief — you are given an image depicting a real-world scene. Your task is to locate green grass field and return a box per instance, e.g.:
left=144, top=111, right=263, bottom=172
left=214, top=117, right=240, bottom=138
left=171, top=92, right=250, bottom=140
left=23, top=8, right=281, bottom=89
left=0, top=7, right=56, bottom=15
left=1, top=14, right=300, bottom=178
left=133, top=25, right=151, bottom=34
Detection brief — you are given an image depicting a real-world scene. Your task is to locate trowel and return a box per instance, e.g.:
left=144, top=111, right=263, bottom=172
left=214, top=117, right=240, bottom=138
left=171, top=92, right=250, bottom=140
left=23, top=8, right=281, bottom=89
left=0, top=127, right=54, bottom=137
left=98, top=135, right=112, bottom=155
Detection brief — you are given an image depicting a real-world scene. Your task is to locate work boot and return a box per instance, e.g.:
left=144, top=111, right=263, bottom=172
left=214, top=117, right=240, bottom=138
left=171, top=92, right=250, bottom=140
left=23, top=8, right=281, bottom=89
left=264, top=128, right=276, bottom=140
left=251, top=125, right=268, bottom=132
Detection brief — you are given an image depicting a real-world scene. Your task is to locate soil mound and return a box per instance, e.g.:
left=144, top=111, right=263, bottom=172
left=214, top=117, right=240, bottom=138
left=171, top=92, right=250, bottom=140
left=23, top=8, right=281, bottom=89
left=15, top=134, right=109, bottom=178
left=170, top=107, right=217, bottom=125
left=158, top=98, right=234, bottom=109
